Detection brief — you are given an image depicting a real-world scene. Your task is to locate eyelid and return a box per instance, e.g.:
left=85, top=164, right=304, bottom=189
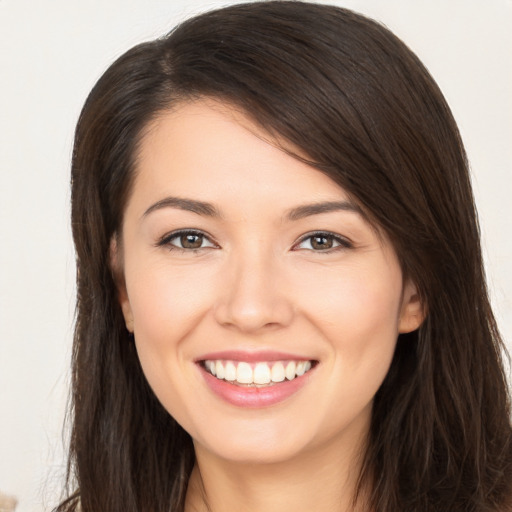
left=293, top=231, right=353, bottom=251
left=155, top=229, right=352, bottom=253
left=156, top=229, right=218, bottom=251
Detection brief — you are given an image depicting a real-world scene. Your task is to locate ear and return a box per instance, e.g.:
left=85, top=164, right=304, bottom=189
left=398, top=280, right=426, bottom=334
left=110, top=236, right=134, bottom=333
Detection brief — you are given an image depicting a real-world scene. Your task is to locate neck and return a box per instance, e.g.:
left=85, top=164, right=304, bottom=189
left=185, top=430, right=370, bottom=512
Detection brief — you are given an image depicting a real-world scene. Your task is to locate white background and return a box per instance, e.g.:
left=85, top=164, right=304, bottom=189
left=0, top=1, right=510, bottom=511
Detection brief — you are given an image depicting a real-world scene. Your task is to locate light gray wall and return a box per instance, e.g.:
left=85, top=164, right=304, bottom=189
left=0, top=1, right=510, bottom=511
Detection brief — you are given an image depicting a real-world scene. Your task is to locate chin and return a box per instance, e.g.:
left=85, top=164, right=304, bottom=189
left=186, top=411, right=318, bottom=465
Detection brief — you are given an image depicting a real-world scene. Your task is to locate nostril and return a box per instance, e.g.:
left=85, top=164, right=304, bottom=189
left=213, top=297, right=295, bottom=333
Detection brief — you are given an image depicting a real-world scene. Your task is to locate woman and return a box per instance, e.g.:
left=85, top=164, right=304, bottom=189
left=57, top=1, right=512, bottom=511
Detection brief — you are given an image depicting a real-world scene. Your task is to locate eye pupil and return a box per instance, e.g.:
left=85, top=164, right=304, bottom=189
left=311, top=235, right=333, bottom=250
left=181, top=234, right=203, bottom=249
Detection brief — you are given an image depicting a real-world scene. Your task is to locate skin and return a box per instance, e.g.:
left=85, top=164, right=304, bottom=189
left=114, top=99, right=424, bottom=512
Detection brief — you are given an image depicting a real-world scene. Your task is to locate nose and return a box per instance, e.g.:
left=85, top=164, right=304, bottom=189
left=213, top=248, right=295, bottom=333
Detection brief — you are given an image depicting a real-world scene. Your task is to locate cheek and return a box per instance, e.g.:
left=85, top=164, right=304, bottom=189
left=124, top=261, right=216, bottom=430
left=294, top=261, right=402, bottom=385
left=126, top=259, right=214, bottom=343
left=295, top=261, right=402, bottom=335
left=123, top=257, right=227, bottom=406
left=291, top=264, right=401, bottom=432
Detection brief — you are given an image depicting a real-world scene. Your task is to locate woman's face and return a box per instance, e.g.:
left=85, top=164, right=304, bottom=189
left=116, top=99, right=422, bottom=465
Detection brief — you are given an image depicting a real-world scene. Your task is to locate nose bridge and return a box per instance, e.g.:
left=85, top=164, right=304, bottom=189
left=214, top=242, right=293, bottom=332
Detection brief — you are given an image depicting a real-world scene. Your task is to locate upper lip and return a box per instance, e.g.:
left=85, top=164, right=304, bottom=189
left=195, top=350, right=316, bottom=363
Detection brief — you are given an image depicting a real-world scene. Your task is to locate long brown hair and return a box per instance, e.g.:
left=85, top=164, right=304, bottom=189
left=59, top=2, right=512, bottom=511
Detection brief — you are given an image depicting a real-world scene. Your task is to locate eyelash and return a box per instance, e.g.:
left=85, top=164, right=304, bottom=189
left=156, top=229, right=353, bottom=254
left=295, top=231, right=353, bottom=252
left=156, top=229, right=218, bottom=253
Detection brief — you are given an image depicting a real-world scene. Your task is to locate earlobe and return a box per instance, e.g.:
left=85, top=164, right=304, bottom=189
left=120, top=300, right=135, bottom=333
left=110, top=236, right=135, bottom=333
left=398, top=281, right=426, bottom=334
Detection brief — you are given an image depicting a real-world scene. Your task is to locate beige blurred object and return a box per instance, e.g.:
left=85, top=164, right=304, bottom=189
left=0, top=492, right=18, bottom=512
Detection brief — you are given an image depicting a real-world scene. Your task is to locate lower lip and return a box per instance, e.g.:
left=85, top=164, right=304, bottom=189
left=199, top=365, right=314, bottom=408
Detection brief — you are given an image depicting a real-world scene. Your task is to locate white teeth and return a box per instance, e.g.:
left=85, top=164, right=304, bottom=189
left=204, top=359, right=314, bottom=385
left=285, top=361, right=296, bottom=380
left=207, top=360, right=216, bottom=376
left=215, top=360, right=225, bottom=379
left=271, top=362, right=285, bottom=382
left=253, top=363, right=271, bottom=384
left=236, top=362, right=253, bottom=384
left=224, top=361, right=236, bottom=381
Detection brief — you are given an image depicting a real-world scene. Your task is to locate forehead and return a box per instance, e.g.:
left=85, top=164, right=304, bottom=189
left=131, top=99, right=356, bottom=213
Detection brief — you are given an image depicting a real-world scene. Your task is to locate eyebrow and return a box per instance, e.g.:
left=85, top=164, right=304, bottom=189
left=142, top=196, right=362, bottom=221
left=143, top=197, right=221, bottom=218
left=285, top=200, right=362, bottom=221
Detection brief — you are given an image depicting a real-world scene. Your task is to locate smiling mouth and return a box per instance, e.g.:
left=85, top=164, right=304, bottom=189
left=200, top=359, right=317, bottom=387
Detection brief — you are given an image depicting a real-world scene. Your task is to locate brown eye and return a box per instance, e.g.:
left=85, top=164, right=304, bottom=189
left=158, top=230, right=217, bottom=251
left=180, top=233, right=204, bottom=249
left=295, top=232, right=351, bottom=252
left=310, top=235, right=334, bottom=250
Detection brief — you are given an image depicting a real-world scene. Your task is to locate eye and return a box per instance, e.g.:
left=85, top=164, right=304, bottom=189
left=294, top=231, right=352, bottom=252
left=157, top=230, right=217, bottom=252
